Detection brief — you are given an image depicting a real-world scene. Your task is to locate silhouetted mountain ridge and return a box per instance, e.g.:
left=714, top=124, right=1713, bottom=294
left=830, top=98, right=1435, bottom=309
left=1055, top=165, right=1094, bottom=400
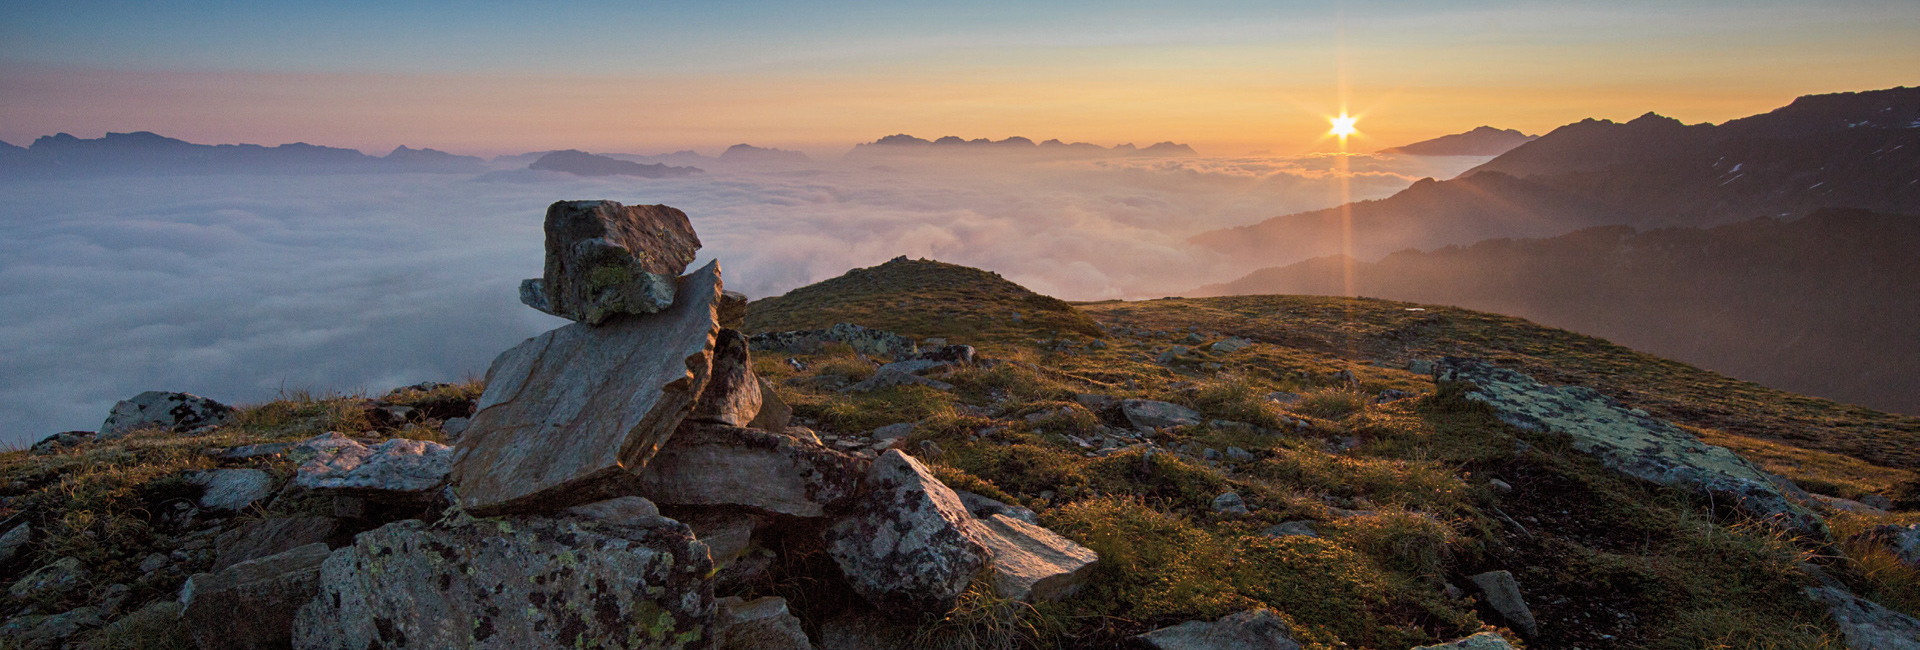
left=1, top=131, right=489, bottom=176
left=526, top=150, right=702, bottom=178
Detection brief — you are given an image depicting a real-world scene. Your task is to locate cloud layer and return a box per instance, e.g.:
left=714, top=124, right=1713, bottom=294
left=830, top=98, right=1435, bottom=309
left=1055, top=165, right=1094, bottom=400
left=0, top=152, right=1483, bottom=443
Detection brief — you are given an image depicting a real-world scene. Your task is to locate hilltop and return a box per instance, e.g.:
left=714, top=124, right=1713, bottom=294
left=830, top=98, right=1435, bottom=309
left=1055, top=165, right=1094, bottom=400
left=1378, top=127, right=1537, bottom=157
left=9, top=255, right=1916, bottom=649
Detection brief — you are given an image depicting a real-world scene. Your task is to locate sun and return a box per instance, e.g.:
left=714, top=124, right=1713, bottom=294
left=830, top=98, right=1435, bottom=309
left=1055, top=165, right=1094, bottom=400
left=1330, top=113, right=1358, bottom=137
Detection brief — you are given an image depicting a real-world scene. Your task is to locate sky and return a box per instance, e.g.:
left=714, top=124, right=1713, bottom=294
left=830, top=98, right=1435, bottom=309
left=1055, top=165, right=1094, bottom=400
left=3, top=0, right=1917, bottom=157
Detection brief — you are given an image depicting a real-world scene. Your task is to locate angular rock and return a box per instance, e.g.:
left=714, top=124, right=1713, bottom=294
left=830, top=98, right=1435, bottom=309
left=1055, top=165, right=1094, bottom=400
left=1413, top=632, right=1519, bottom=650
left=817, top=612, right=915, bottom=650
left=0, top=606, right=104, bottom=650
left=682, top=510, right=761, bottom=565
left=564, top=495, right=662, bottom=523
left=1805, top=585, right=1920, bottom=650
left=716, top=596, right=812, bottom=650
left=749, top=323, right=918, bottom=358
left=637, top=423, right=866, bottom=517
left=872, top=422, right=914, bottom=440
left=180, top=543, right=330, bottom=650
left=440, top=416, right=470, bottom=439
left=824, top=450, right=990, bottom=618
left=1210, top=337, right=1253, bottom=353
left=1075, top=393, right=1119, bottom=412
left=519, top=200, right=702, bottom=325
left=1469, top=570, right=1538, bottom=636
left=213, top=517, right=340, bottom=571
left=1121, top=399, right=1203, bottom=430
left=8, top=557, right=86, bottom=603
left=718, top=290, right=749, bottom=329
left=691, top=328, right=764, bottom=427
left=190, top=468, right=275, bottom=511
left=28, top=431, right=91, bottom=455
left=955, top=491, right=1039, bottom=525
left=98, top=390, right=234, bottom=438
left=1437, top=358, right=1827, bottom=538
left=0, top=523, right=29, bottom=565
left=747, top=377, right=793, bottom=432
left=294, top=437, right=452, bottom=501
left=974, top=513, right=1098, bottom=602
left=1134, top=609, right=1301, bottom=650
left=293, top=516, right=713, bottom=650
left=1855, top=524, right=1920, bottom=569
left=453, top=261, right=722, bottom=516
left=1262, top=521, right=1319, bottom=538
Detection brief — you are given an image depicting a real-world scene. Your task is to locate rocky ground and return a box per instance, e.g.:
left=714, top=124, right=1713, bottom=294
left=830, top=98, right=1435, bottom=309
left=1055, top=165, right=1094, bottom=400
left=3, top=203, right=1918, bottom=650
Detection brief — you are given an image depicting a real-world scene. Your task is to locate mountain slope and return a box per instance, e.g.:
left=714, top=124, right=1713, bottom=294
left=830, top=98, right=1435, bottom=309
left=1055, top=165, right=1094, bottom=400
left=1192, top=87, right=1920, bottom=268
left=1379, top=126, right=1537, bottom=156
left=1198, top=208, right=1920, bottom=417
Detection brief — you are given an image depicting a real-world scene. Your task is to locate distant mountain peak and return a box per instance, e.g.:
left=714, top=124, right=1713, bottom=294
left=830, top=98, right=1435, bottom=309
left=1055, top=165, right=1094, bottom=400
left=1379, top=126, right=1537, bottom=156
left=528, top=149, right=702, bottom=178
left=717, top=143, right=810, bottom=164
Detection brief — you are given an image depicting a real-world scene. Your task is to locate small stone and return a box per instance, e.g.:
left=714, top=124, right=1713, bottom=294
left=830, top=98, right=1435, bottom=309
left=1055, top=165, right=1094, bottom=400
left=28, top=431, right=92, bottom=455
left=1853, top=524, right=1920, bottom=569
left=1266, top=392, right=1301, bottom=405
left=1376, top=389, right=1413, bottom=402
left=872, top=422, right=915, bottom=440
left=718, top=290, right=749, bottom=329
left=746, top=377, right=793, bottom=432
left=1261, top=521, right=1318, bottom=538
left=955, top=491, right=1039, bottom=525
left=1202, top=448, right=1222, bottom=461
left=138, top=553, right=169, bottom=573
left=1226, top=447, right=1253, bottom=462
left=1804, top=584, right=1920, bottom=650
left=1469, top=570, right=1538, bottom=636
left=1181, top=333, right=1205, bottom=345
left=1212, top=492, right=1250, bottom=516
left=1121, top=399, right=1203, bottom=429
left=1407, top=359, right=1435, bottom=375
left=1489, top=479, right=1514, bottom=493
left=1134, top=609, right=1301, bottom=650
left=1074, top=393, right=1118, bottom=411
left=189, top=468, right=275, bottom=511
left=1210, top=337, right=1253, bottom=353
left=1089, top=340, right=1108, bottom=350
left=440, top=416, right=470, bottom=439
left=715, top=596, right=811, bottom=650
left=99, top=391, right=235, bottom=438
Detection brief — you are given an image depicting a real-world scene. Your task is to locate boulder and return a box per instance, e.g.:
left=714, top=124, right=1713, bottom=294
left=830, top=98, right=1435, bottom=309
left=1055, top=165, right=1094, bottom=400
left=518, top=200, right=702, bottom=325
left=189, top=468, right=275, bottom=511
left=1437, top=358, right=1826, bottom=538
left=637, top=423, right=867, bottom=518
left=1121, top=399, right=1202, bottom=430
left=564, top=495, right=662, bottom=523
left=452, top=261, right=722, bottom=516
left=180, top=543, right=330, bottom=650
left=840, top=368, right=954, bottom=394
left=0, top=606, right=104, bottom=650
left=213, top=517, right=340, bottom=571
left=0, top=523, right=30, bottom=565
left=872, top=422, right=914, bottom=440
left=293, top=437, right=452, bottom=501
left=747, top=377, right=793, bottom=432
left=28, top=431, right=91, bottom=455
left=441, top=416, right=470, bottom=439
left=1133, top=609, right=1301, bottom=650
left=293, top=516, right=713, bottom=650
left=1262, top=521, right=1319, bottom=538
left=98, top=391, right=234, bottom=438
left=1804, top=585, right=1920, bottom=650
left=681, top=510, right=761, bottom=566
left=1413, top=632, right=1519, bottom=649
left=973, top=513, right=1099, bottom=602
left=691, top=329, right=764, bottom=427
left=7, top=557, right=86, bottom=603
left=824, top=450, right=991, bottom=618
left=718, top=290, right=749, bottom=329
left=749, top=323, right=919, bottom=357
left=715, top=596, right=812, bottom=650
left=1468, top=570, right=1538, bottom=636
left=1211, top=492, right=1250, bottom=516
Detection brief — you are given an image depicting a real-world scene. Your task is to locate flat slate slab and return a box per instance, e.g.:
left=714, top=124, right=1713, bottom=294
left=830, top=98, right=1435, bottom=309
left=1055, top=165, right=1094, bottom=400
left=451, top=261, right=723, bottom=516
left=1436, top=357, right=1827, bottom=538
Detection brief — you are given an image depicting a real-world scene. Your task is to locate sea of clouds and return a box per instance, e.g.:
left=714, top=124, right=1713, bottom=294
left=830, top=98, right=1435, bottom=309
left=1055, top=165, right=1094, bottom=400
left=0, top=151, right=1486, bottom=443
